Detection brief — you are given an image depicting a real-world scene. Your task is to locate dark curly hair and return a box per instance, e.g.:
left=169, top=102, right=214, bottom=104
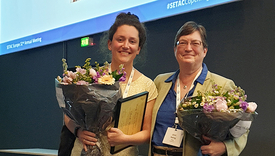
left=108, top=12, right=147, bottom=49
left=99, top=12, right=148, bottom=66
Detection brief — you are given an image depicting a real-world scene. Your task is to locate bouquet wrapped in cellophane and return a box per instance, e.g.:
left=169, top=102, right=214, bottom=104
left=177, top=82, right=258, bottom=144
left=55, top=58, right=126, bottom=156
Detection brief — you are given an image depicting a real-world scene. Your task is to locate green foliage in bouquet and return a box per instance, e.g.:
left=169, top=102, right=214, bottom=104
left=179, top=81, right=257, bottom=113
left=56, top=58, right=126, bottom=85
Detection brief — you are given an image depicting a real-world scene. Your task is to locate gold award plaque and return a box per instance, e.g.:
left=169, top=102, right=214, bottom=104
left=110, top=91, right=148, bottom=154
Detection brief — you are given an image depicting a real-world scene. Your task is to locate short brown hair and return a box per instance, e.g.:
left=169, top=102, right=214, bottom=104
left=174, top=21, right=208, bottom=48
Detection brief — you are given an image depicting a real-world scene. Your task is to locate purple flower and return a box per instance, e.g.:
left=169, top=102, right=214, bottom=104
left=203, top=103, right=215, bottom=112
left=119, top=75, right=126, bottom=82
left=92, top=72, right=101, bottom=83
left=92, top=76, right=98, bottom=83
left=96, top=72, right=101, bottom=77
left=239, top=100, right=249, bottom=111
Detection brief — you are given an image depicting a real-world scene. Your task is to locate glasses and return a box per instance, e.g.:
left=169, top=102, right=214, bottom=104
left=176, top=40, right=202, bottom=48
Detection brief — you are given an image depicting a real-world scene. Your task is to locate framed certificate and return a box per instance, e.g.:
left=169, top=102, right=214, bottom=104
left=110, top=91, right=149, bottom=154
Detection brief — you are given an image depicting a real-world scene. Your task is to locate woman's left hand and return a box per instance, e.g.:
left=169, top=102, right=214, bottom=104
left=107, top=128, right=128, bottom=146
left=200, top=136, right=226, bottom=156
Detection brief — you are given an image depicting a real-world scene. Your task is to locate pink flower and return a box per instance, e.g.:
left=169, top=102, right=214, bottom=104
left=76, top=80, right=89, bottom=85
left=89, top=68, right=97, bottom=77
left=203, top=103, right=215, bottom=112
left=76, top=67, right=86, bottom=75
left=246, top=102, right=257, bottom=113
left=215, top=97, right=228, bottom=111
left=62, top=76, right=73, bottom=84
left=67, top=71, right=76, bottom=79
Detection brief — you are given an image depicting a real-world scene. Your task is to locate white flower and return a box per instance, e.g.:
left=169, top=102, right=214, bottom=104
left=98, top=75, right=115, bottom=85
left=89, top=68, right=97, bottom=77
left=215, top=98, right=228, bottom=112
left=246, top=102, right=257, bottom=113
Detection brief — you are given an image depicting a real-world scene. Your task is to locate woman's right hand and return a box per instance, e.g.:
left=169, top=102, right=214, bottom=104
left=77, top=128, right=98, bottom=151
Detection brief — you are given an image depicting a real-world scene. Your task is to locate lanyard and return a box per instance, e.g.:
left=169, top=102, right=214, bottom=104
left=175, top=68, right=202, bottom=124
left=109, top=65, right=135, bottom=98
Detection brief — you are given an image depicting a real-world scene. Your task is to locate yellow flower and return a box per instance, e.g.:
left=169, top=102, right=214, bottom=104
left=202, top=96, right=205, bottom=102
left=57, top=76, right=62, bottom=82
left=182, top=104, right=187, bottom=107
left=98, top=75, right=115, bottom=85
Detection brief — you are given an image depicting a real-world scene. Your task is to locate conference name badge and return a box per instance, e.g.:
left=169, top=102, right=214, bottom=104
left=162, top=127, right=184, bottom=147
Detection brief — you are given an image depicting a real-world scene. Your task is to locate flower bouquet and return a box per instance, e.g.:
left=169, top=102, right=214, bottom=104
left=55, top=58, right=126, bottom=156
left=177, top=83, right=258, bottom=144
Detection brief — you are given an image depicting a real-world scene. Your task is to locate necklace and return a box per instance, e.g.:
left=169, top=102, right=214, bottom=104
left=183, top=85, right=187, bottom=89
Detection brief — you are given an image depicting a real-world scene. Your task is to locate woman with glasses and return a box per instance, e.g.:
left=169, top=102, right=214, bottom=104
left=149, top=21, right=248, bottom=156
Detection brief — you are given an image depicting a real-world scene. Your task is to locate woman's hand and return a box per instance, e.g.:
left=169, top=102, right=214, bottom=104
left=77, top=129, right=98, bottom=151
left=106, top=99, right=156, bottom=147
left=200, top=136, right=226, bottom=156
left=107, top=128, right=128, bottom=146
